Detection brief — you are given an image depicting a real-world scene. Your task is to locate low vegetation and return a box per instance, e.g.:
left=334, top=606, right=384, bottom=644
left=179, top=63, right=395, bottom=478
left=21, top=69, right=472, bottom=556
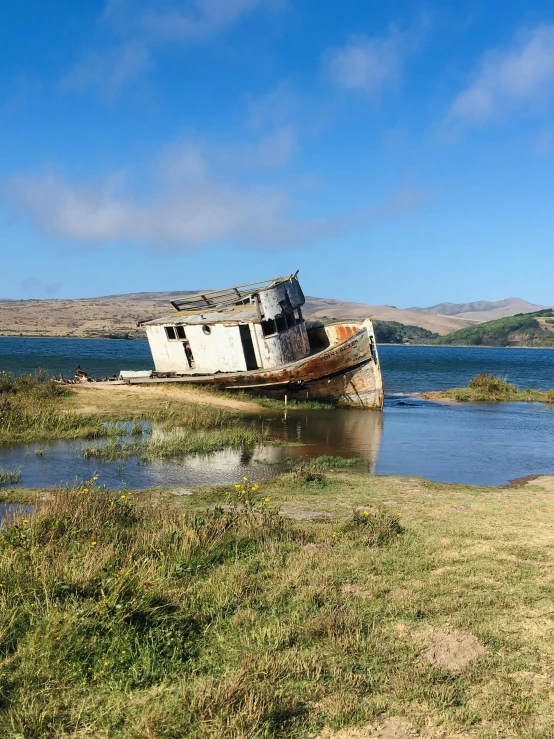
left=422, top=372, right=554, bottom=403
left=437, top=309, right=554, bottom=347
left=82, top=425, right=269, bottom=461
left=2, top=471, right=554, bottom=737
left=192, top=383, right=334, bottom=410
left=0, top=469, right=21, bottom=487
left=0, top=370, right=111, bottom=445
left=0, top=372, right=270, bottom=449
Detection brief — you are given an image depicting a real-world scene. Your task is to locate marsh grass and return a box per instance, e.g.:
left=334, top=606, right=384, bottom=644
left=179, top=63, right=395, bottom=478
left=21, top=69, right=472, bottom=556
left=0, top=469, right=21, bottom=487
left=0, top=371, right=108, bottom=445
left=279, top=457, right=361, bottom=488
left=187, top=384, right=334, bottom=410
left=298, top=455, right=361, bottom=469
left=422, top=372, right=554, bottom=404
left=82, top=424, right=269, bottom=461
left=0, top=372, right=263, bottom=449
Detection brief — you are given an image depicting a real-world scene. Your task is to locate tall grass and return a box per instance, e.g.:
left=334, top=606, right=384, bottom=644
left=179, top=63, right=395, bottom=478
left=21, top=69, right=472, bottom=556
left=0, top=478, right=404, bottom=737
left=0, top=371, right=108, bottom=445
left=0, top=371, right=260, bottom=446
left=0, top=469, right=21, bottom=487
left=82, top=425, right=269, bottom=461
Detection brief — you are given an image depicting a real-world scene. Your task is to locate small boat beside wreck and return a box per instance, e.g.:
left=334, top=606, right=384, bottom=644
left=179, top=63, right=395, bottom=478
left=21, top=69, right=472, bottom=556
left=120, top=273, right=383, bottom=409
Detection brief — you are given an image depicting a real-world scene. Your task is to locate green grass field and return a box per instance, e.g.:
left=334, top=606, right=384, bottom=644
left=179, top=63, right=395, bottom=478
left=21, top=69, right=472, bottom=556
left=2, top=469, right=554, bottom=738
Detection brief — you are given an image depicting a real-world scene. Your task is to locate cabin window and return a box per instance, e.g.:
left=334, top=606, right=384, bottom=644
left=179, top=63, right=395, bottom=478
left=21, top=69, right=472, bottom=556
left=203, top=325, right=211, bottom=335
left=295, top=307, right=304, bottom=324
left=261, top=318, right=276, bottom=337
left=285, top=311, right=296, bottom=329
left=276, top=315, right=287, bottom=333
left=165, top=326, right=177, bottom=340
left=176, top=326, right=186, bottom=340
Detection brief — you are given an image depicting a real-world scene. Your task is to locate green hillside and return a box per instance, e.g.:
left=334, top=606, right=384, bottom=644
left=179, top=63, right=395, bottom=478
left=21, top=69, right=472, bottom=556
left=373, top=320, right=438, bottom=344
left=437, top=309, right=554, bottom=347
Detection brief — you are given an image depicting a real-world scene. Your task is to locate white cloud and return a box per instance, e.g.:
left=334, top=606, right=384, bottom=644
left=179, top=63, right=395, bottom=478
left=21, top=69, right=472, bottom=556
left=4, top=141, right=318, bottom=248
left=3, top=139, right=428, bottom=250
left=247, top=81, right=298, bottom=130
left=450, top=25, right=554, bottom=123
left=61, top=43, right=149, bottom=99
left=220, top=126, right=297, bottom=169
left=63, top=0, right=282, bottom=96
left=139, top=0, right=280, bottom=42
left=327, top=27, right=413, bottom=96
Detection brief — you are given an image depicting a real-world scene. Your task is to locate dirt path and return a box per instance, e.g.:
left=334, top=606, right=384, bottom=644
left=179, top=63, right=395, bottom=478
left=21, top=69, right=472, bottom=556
left=70, top=383, right=261, bottom=414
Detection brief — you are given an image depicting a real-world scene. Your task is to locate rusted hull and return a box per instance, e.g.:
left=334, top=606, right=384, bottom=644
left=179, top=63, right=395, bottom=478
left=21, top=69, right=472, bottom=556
left=126, top=321, right=384, bottom=409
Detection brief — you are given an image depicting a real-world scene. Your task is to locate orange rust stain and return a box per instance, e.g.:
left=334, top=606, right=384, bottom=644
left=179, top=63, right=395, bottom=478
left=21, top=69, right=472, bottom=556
left=334, top=325, right=358, bottom=341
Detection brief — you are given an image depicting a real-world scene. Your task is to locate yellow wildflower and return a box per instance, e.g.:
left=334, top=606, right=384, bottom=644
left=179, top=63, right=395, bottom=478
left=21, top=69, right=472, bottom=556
left=264, top=497, right=270, bottom=503
left=90, top=541, right=97, bottom=546
left=120, top=494, right=126, bottom=499
left=245, top=500, right=249, bottom=505
left=252, top=484, right=259, bottom=491
left=243, top=476, right=248, bottom=481
left=363, top=510, right=369, bottom=516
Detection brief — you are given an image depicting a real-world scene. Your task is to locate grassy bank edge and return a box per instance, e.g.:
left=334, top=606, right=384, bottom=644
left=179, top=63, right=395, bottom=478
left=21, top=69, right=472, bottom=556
left=421, top=372, right=554, bottom=404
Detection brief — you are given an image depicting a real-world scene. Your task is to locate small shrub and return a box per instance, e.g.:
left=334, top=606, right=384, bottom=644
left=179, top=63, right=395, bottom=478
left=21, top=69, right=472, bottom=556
left=340, top=507, right=403, bottom=546
left=467, top=373, right=516, bottom=397
left=226, top=478, right=284, bottom=534
left=290, top=461, right=327, bottom=487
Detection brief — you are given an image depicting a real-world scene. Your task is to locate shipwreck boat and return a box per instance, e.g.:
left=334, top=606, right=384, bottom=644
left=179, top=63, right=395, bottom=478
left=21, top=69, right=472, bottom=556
left=124, top=273, right=383, bottom=409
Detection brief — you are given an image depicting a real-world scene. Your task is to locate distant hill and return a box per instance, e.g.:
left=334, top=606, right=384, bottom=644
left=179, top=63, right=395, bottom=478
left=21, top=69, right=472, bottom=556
left=411, top=298, right=550, bottom=322
left=0, top=289, right=550, bottom=342
left=0, top=291, right=478, bottom=339
left=302, top=297, right=476, bottom=335
left=437, top=310, right=554, bottom=347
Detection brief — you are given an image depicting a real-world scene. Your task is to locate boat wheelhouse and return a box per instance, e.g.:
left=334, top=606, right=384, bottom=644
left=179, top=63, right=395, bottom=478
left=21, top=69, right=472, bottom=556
left=141, top=274, right=309, bottom=375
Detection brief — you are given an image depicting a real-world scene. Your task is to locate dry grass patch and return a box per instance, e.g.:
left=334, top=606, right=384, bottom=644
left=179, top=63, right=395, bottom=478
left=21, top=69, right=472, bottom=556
left=415, top=627, right=486, bottom=672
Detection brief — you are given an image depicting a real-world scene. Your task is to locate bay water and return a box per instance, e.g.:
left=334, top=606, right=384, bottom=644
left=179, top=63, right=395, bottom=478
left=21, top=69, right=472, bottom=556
left=0, top=337, right=553, bottom=487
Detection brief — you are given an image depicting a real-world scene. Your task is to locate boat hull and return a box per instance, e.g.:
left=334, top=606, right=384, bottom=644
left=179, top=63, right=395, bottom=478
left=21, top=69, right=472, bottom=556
left=124, top=321, right=384, bottom=409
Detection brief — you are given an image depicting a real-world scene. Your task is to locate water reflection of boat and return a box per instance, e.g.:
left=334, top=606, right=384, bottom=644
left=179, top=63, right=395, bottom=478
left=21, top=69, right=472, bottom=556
left=148, top=410, right=383, bottom=475
left=256, top=409, right=384, bottom=473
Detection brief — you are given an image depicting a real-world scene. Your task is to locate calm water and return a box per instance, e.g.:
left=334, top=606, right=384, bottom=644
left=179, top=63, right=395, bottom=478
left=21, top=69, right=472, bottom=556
left=1, top=337, right=553, bottom=392
left=0, top=337, right=553, bottom=487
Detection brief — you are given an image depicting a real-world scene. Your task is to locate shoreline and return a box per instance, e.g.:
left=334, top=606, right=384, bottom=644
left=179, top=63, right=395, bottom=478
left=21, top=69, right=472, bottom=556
left=2, top=334, right=554, bottom=349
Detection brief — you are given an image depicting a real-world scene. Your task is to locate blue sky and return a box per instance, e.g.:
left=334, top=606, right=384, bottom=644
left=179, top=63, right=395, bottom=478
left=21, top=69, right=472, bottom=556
left=1, top=0, right=554, bottom=306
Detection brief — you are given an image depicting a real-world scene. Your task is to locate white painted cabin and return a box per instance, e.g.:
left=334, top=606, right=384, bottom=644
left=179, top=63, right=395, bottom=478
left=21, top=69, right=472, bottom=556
left=141, top=274, right=311, bottom=375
